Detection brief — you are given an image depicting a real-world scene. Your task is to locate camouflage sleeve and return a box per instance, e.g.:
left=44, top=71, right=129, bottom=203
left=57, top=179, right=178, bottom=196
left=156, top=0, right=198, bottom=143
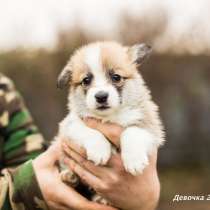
left=0, top=74, right=48, bottom=210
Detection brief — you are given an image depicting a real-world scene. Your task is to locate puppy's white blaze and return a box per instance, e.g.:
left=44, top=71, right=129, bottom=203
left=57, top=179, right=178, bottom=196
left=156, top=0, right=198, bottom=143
left=85, top=44, right=102, bottom=73
left=84, top=44, right=107, bottom=86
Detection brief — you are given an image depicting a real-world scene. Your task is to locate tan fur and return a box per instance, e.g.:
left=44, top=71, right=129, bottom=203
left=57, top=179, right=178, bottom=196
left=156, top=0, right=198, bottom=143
left=65, top=42, right=140, bottom=86
left=67, top=50, right=87, bottom=85
left=100, top=42, right=135, bottom=78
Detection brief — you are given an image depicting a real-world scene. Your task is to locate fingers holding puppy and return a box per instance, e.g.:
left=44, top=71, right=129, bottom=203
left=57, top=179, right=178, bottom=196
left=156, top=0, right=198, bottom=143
left=62, top=118, right=123, bottom=161
left=63, top=139, right=124, bottom=172
left=83, top=118, right=123, bottom=148
left=63, top=157, right=121, bottom=197
left=62, top=139, right=87, bottom=158
left=63, top=141, right=102, bottom=176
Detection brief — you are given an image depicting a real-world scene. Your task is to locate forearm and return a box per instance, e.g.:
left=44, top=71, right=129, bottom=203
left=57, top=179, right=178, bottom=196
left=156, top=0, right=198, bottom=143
left=0, top=75, right=49, bottom=209
left=0, top=160, right=48, bottom=210
left=0, top=74, right=46, bottom=168
left=2, top=103, right=46, bottom=167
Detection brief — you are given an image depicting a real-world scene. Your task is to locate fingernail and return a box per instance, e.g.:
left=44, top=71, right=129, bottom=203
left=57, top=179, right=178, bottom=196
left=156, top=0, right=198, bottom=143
left=84, top=117, right=92, bottom=122
left=64, top=157, right=72, bottom=167
left=63, top=157, right=68, bottom=164
left=69, top=159, right=75, bottom=167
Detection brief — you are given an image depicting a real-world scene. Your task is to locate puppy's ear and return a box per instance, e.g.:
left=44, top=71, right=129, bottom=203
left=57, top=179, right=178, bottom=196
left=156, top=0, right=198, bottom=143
left=57, top=66, right=72, bottom=89
left=128, top=43, right=152, bottom=67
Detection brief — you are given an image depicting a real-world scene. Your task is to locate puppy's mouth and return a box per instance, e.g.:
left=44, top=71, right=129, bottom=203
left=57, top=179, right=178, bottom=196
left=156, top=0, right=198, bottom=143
left=96, top=104, right=110, bottom=111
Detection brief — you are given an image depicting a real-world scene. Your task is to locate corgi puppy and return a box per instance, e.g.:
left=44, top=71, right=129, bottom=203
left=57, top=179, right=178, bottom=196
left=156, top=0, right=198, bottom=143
left=57, top=41, right=165, bottom=202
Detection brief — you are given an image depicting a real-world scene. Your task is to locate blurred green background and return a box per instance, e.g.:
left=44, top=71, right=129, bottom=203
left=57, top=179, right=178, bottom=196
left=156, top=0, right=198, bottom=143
left=1, top=2, right=210, bottom=209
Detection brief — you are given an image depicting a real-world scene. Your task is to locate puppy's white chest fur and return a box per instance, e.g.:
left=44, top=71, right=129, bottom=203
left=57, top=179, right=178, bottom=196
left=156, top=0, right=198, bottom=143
left=60, top=102, right=162, bottom=175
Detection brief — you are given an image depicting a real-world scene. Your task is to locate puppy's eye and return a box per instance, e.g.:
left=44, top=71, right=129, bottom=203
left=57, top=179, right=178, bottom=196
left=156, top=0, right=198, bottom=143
left=111, top=74, right=122, bottom=83
left=82, top=75, right=92, bottom=86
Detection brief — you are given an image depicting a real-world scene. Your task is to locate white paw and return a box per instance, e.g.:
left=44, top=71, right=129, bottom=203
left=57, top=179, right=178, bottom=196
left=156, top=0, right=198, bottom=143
left=84, top=132, right=111, bottom=165
left=120, top=127, right=155, bottom=176
left=122, top=151, right=149, bottom=175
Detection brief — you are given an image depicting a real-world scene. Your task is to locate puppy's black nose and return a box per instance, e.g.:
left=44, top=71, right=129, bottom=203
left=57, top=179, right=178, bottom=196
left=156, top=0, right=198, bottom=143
left=95, top=91, right=108, bottom=103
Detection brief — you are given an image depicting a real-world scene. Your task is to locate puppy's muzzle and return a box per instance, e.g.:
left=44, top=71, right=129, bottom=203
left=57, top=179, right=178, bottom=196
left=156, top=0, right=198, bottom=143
left=95, top=91, right=109, bottom=104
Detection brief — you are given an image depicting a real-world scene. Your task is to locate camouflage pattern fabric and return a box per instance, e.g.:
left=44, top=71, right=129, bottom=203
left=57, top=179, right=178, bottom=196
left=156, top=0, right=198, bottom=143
left=0, top=73, right=48, bottom=210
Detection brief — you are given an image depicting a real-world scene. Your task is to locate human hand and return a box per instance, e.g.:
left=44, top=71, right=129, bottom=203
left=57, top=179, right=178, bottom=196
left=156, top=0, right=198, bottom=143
left=33, top=141, right=118, bottom=210
left=63, top=118, right=160, bottom=210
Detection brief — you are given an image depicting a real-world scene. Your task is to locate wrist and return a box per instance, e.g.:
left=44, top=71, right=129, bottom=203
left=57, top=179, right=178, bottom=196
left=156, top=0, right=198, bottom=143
left=127, top=178, right=160, bottom=210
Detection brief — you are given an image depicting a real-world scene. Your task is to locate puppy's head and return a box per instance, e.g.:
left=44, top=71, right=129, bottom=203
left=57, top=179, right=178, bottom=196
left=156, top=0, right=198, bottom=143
left=58, top=41, right=152, bottom=116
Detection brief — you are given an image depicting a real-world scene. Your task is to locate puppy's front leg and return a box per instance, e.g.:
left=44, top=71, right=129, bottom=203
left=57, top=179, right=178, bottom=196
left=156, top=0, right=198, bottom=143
left=121, top=126, right=156, bottom=175
left=60, top=115, right=111, bottom=165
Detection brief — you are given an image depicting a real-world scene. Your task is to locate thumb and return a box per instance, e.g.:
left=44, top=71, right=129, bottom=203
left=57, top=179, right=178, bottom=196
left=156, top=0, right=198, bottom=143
left=34, top=141, right=62, bottom=168
left=47, top=140, right=62, bottom=161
